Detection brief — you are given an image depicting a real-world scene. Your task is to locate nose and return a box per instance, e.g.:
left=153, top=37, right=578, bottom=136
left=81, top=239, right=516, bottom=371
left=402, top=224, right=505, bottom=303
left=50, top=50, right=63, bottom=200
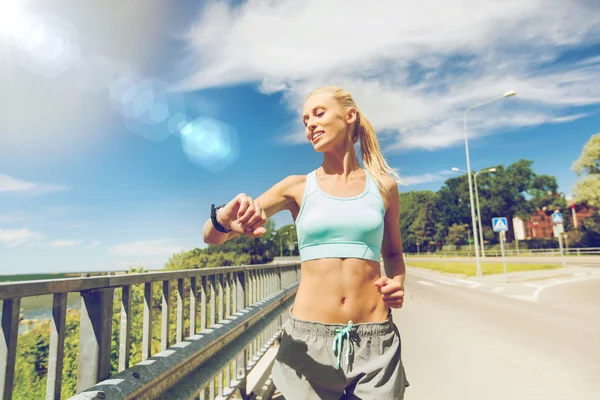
left=307, top=117, right=317, bottom=132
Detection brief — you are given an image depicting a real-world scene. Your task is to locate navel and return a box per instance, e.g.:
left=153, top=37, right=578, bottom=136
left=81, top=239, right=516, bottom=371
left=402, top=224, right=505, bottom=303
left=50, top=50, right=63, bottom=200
left=340, top=297, right=346, bottom=305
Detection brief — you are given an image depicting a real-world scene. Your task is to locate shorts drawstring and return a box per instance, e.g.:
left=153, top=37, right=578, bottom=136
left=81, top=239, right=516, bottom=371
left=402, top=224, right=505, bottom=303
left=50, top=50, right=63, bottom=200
left=332, top=320, right=353, bottom=369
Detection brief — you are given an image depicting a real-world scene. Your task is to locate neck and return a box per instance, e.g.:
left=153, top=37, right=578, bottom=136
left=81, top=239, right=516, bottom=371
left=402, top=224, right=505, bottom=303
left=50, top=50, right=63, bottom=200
left=320, top=148, right=362, bottom=180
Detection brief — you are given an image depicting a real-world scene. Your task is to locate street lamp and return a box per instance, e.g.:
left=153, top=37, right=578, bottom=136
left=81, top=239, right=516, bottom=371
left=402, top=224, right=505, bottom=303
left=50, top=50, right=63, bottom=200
left=452, top=167, right=496, bottom=257
left=463, top=90, right=516, bottom=276
left=474, top=168, right=496, bottom=257
left=279, top=232, right=288, bottom=257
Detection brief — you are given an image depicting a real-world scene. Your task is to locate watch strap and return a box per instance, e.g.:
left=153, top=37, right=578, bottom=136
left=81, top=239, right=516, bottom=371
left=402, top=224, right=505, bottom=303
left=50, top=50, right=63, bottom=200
left=211, top=203, right=232, bottom=233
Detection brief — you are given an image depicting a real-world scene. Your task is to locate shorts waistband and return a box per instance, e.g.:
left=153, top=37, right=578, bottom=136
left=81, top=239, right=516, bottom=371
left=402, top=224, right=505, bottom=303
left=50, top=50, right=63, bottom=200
left=286, top=308, right=395, bottom=337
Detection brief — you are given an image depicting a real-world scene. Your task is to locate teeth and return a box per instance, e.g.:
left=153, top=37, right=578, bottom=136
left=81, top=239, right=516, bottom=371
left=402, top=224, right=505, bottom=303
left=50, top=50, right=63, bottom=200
left=313, top=132, right=323, bottom=140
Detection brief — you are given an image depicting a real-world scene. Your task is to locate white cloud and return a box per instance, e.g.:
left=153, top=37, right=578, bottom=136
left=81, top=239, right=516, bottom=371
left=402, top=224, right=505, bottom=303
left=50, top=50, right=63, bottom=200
left=399, top=169, right=458, bottom=187
left=91, top=240, right=100, bottom=247
left=0, top=228, right=43, bottom=247
left=0, top=212, right=28, bottom=224
left=50, top=240, right=82, bottom=247
left=180, top=0, right=600, bottom=151
left=0, top=174, right=68, bottom=195
left=109, top=239, right=183, bottom=257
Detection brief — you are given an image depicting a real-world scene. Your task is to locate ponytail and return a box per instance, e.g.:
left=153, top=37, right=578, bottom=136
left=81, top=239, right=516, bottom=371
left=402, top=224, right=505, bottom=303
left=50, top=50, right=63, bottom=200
left=355, top=110, right=402, bottom=200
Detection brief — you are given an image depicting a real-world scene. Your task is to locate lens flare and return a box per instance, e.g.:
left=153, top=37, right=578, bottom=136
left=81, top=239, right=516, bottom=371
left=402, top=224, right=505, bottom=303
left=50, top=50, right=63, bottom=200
left=180, top=117, right=240, bottom=172
left=12, top=13, right=81, bottom=78
left=108, top=74, right=187, bottom=143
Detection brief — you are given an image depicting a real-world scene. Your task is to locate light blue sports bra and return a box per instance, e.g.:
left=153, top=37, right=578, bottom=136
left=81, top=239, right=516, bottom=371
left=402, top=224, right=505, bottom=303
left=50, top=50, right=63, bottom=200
left=295, top=169, right=385, bottom=262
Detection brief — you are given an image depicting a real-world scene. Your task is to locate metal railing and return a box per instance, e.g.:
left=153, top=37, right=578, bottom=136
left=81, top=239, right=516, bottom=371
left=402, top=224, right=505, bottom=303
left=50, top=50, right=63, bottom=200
left=0, top=263, right=301, bottom=400
left=404, top=246, right=600, bottom=258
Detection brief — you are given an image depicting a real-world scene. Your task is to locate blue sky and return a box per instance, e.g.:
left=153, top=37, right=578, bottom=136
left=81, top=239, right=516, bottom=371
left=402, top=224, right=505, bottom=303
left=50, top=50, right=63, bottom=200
left=1, top=0, right=599, bottom=274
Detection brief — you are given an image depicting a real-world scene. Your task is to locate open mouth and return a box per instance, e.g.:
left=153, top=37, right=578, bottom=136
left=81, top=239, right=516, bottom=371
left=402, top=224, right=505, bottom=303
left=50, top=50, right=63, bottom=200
left=312, top=131, right=324, bottom=142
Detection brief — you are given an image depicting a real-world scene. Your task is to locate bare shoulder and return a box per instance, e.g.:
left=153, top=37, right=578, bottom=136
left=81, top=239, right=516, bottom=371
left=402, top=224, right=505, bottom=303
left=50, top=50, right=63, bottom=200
left=256, top=174, right=306, bottom=219
left=381, top=175, right=400, bottom=211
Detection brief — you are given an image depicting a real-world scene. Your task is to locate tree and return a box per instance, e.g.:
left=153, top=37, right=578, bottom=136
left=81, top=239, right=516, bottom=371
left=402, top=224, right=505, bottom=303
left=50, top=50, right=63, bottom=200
left=435, top=176, right=471, bottom=241
left=530, top=174, right=564, bottom=212
left=400, top=191, right=438, bottom=252
left=572, top=133, right=600, bottom=210
left=446, top=223, right=469, bottom=245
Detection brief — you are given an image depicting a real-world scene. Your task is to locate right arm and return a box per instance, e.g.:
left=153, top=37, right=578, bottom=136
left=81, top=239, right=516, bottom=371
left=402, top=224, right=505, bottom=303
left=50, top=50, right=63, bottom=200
left=203, top=175, right=303, bottom=245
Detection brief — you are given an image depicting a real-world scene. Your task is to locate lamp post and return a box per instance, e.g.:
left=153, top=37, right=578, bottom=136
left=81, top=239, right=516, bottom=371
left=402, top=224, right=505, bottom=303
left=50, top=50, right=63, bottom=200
left=279, top=232, right=288, bottom=257
left=474, top=168, right=496, bottom=257
left=453, top=167, right=496, bottom=257
left=463, top=90, right=516, bottom=276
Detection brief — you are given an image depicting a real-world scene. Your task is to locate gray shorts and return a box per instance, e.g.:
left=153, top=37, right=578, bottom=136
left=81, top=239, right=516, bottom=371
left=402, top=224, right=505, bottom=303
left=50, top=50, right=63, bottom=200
left=271, top=309, right=409, bottom=400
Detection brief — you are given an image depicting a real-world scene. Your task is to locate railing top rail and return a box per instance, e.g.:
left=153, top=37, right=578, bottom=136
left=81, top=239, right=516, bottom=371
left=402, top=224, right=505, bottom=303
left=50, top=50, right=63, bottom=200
left=0, top=262, right=301, bottom=301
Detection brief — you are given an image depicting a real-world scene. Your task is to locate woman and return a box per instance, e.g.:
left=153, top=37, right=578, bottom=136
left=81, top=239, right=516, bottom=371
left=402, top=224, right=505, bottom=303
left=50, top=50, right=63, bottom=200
left=203, top=86, right=409, bottom=399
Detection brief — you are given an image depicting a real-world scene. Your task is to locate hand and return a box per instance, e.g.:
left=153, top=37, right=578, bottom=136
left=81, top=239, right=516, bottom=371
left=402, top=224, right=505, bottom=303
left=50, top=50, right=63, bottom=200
left=373, top=276, right=404, bottom=309
left=217, top=193, right=267, bottom=238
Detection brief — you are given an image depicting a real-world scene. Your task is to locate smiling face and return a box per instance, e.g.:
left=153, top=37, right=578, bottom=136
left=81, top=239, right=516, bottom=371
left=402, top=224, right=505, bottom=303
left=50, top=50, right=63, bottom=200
left=302, top=92, right=357, bottom=152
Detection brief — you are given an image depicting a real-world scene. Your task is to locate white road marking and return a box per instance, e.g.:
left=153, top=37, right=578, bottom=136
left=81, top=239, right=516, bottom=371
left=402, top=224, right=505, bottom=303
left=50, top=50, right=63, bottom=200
left=455, top=278, right=482, bottom=288
left=416, top=280, right=435, bottom=287
left=524, top=283, right=543, bottom=288
left=492, top=287, right=506, bottom=293
left=532, top=275, right=600, bottom=301
left=572, top=272, right=586, bottom=277
left=508, top=294, right=535, bottom=302
left=435, top=279, right=458, bottom=286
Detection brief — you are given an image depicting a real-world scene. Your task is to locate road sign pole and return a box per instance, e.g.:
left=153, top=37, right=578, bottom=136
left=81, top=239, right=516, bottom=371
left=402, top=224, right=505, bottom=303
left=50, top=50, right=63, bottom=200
left=557, top=225, right=566, bottom=267
left=552, top=211, right=566, bottom=267
left=499, top=231, right=507, bottom=280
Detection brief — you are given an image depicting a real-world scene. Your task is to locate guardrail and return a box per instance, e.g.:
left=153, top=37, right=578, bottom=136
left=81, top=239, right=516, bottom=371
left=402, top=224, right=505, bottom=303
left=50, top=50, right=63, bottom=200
left=0, top=263, right=301, bottom=400
left=404, top=247, right=600, bottom=258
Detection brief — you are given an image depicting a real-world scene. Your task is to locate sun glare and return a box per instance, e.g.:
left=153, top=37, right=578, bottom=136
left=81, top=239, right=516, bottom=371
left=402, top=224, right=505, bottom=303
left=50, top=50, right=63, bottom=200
left=0, top=1, right=27, bottom=38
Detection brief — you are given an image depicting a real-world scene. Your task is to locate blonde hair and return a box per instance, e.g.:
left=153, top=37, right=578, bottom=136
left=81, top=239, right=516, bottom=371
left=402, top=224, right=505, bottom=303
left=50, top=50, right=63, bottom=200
left=305, top=85, right=402, bottom=200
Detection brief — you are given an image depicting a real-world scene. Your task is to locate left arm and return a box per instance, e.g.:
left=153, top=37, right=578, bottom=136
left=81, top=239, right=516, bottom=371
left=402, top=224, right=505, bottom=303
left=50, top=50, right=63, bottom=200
left=374, top=176, right=406, bottom=308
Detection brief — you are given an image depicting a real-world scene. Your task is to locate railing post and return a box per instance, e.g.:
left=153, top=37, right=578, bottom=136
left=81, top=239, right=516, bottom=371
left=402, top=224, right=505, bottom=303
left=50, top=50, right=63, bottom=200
left=225, top=273, right=231, bottom=318
left=218, top=274, right=224, bottom=322
left=278, top=266, right=283, bottom=291
left=1, top=298, right=21, bottom=400
left=235, top=271, right=248, bottom=398
left=47, top=293, right=68, bottom=399
left=177, top=279, right=184, bottom=343
left=190, top=277, right=197, bottom=336
left=119, top=285, right=132, bottom=372
left=77, top=288, right=114, bottom=392
left=210, top=276, right=217, bottom=326
left=162, top=280, right=171, bottom=351
left=142, top=282, right=153, bottom=360
left=200, top=276, right=207, bottom=331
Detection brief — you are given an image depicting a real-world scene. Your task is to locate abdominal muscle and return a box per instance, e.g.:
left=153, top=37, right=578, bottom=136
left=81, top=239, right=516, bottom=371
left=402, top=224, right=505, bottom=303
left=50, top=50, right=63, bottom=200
left=287, top=175, right=390, bottom=324
left=290, top=257, right=390, bottom=324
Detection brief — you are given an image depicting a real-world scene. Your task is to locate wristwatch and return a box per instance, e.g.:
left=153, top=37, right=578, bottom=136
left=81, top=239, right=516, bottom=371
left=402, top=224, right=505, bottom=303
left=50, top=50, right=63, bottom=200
left=211, top=204, right=232, bottom=233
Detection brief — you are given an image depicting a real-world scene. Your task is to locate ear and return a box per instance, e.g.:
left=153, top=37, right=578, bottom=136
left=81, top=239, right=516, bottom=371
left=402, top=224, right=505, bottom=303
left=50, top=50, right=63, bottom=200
left=345, top=107, right=358, bottom=124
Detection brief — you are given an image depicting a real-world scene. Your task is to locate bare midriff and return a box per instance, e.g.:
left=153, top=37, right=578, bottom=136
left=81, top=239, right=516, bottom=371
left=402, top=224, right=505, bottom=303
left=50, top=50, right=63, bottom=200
left=287, top=173, right=390, bottom=324
left=291, top=257, right=390, bottom=324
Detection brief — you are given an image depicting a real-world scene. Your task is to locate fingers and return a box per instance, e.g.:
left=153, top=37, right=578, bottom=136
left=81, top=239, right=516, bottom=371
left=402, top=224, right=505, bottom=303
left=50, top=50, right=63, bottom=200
left=381, top=288, right=404, bottom=309
left=380, top=287, right=404, bottom=298
left=373, top=277, right=388, bottom=287
left=236, top=194, right=254, bottom=221
left=385, top=300, right=404, bottom=309
left=378, top=283, right=401, bottom=295
left=232, top=195, right=265, bottom=231
left=243, top=200, right=265, bottom=229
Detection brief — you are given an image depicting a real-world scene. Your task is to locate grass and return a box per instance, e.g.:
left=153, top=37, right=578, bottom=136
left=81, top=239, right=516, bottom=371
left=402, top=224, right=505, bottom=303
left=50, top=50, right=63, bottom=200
left=406, top=261, right=562, bottom=277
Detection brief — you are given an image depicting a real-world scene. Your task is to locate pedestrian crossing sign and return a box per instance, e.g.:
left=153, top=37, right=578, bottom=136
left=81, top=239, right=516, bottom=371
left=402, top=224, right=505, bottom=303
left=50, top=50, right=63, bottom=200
left=492, top=217, right=509, bottom=232
left=552, top=212, right=563, bottom=224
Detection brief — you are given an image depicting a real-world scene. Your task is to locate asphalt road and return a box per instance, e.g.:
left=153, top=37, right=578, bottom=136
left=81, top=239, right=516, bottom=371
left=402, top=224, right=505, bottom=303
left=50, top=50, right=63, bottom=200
left=393, top=268, right=600, bottom=400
